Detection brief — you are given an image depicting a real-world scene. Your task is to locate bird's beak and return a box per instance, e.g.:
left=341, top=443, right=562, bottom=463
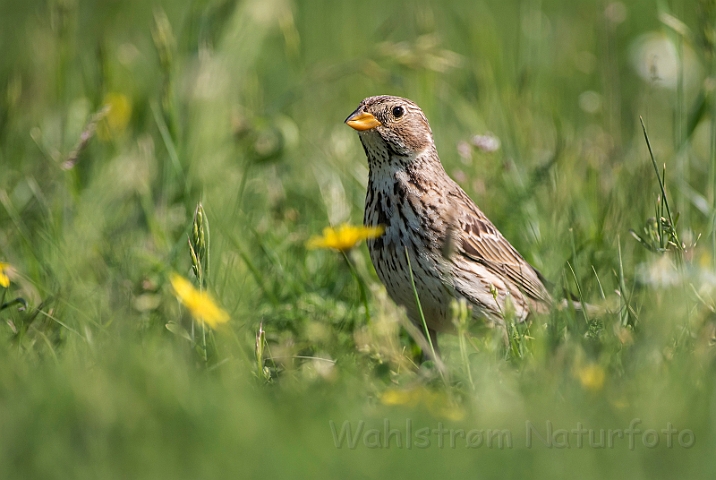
left=345, top=110, right=382, bottom=131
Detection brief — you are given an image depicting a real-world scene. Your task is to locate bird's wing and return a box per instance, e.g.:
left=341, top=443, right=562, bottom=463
left=449, top=191, right=551, bottom=305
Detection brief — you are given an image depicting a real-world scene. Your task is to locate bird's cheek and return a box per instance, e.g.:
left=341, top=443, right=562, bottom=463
left=414, top=131, right=433, bottom=153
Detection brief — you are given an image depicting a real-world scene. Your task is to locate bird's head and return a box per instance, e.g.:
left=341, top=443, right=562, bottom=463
left=345, top=96, right=435, bottom=161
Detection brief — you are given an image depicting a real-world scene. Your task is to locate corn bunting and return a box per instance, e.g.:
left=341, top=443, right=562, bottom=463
left=345, top=95, right=552, bottom=353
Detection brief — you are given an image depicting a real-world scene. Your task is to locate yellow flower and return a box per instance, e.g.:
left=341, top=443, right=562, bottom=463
left=381, top=387, right=465, bottom=421
left=306, top=224, right=385, bottom=252
left=98, top=92, right=131, bottom=141
left=381, top=388, right=422, bottom=407
left=170, top=273, right=229, bottom=329
left=0, top=262, right=10, bottom=288
left=577, top=363, right=605, bottom=392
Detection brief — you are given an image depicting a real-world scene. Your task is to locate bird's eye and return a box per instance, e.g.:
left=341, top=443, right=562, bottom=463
left=392, top=106, right=404, bottom=118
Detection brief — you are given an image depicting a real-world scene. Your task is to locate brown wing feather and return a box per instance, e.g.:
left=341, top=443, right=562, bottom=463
left=452, top=192, right=551, bottom=305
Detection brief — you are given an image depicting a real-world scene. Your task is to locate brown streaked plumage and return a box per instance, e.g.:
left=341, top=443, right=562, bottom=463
left=345, top=95, right=551, bottom=352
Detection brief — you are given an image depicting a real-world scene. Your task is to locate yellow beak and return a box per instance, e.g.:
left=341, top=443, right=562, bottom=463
left=345, top=111, right=382, bottom=131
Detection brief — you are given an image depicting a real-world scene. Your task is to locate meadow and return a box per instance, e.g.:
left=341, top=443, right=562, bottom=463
left=0, top=0, right=715, bottom=478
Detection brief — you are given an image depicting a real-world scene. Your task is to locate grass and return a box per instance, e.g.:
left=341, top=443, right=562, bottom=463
left=1, top=0, right=715, bottom=478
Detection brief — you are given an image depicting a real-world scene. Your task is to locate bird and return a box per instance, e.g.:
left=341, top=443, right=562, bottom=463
left=345, top=95, right=552, bottom=356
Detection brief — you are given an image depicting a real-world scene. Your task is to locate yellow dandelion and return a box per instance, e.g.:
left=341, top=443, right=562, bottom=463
left=0, top=262, right=10, bottom=288
left=97, top=92, right=132, bottom=141
left=381, top=387, right=465, bottom=421
left=699, top=250, right=712, bottom=268
left=381, top=388, right=423, bottom=407
left=170, top=273, right=229, bottom=329
left=306, top=224, right=384, bottom=252
left=577, top=363, right=605, bottom=392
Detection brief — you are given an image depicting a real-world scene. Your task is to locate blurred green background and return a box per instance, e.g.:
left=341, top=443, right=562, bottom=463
left=1, top=0, right=715, bottom=478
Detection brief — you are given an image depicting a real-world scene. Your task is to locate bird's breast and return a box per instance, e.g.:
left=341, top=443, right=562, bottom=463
left=364, top=166, right=447, bottom=251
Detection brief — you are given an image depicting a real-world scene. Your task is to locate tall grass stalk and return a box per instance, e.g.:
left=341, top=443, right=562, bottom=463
left=403, top=246, right=446, bottom=385
left=341, top=251, right=371, bottom=325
